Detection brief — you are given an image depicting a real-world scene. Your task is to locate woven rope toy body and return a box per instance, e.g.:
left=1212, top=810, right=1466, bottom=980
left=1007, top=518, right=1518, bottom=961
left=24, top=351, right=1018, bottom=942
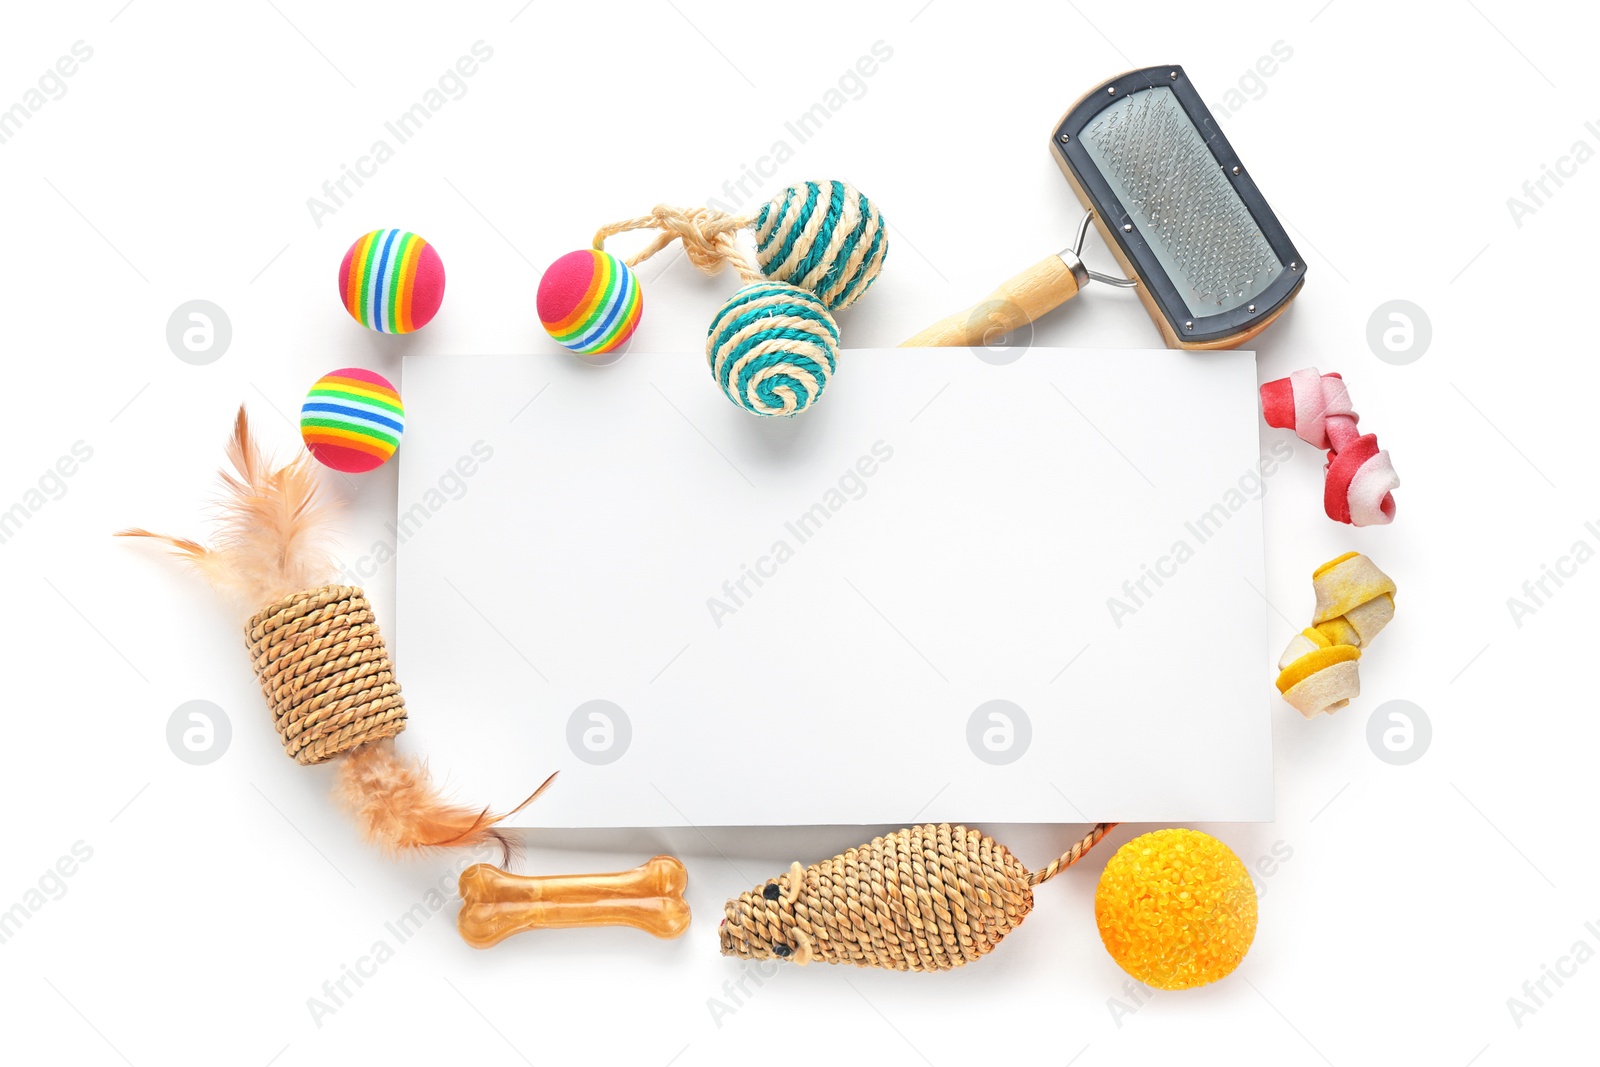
left=719, top=822, right=1113, bottom=971
left=121, top=409, right=537, bottom=857
left=1275, top=552, right=1397, bottom=718
left=1261, top=368, right=1399, bottom=525
left=246, top=585, right=407, bottom=764
left=545, top=179, right=888, bottom=417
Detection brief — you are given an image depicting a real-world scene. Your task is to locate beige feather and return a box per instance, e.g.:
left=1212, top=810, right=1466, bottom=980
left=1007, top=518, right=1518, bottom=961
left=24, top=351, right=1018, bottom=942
left=122, top=407, right=554, bottom=856
left=335, top=740, right=552, bottom=860
left=118, top=407, right=335, bottom=610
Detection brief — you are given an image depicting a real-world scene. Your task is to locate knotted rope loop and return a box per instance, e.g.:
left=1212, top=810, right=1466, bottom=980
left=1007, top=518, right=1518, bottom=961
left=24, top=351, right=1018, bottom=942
left=594, top=204, right=760, bottom=281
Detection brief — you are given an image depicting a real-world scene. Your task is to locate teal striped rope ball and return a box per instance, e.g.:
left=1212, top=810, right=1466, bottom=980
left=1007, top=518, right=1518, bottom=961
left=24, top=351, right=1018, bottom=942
left=707, top=282, right=840, bottom=417
left=753, top=180, right=888, bottom=311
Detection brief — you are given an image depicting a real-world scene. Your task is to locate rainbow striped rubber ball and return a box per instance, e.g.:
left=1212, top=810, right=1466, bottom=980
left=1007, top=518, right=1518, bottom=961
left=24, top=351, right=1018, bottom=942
left=300, top=368, right=406, bottom=473
left=338, top=229, right=445, bottom=333
left=537, top=249, right=643, bottom=356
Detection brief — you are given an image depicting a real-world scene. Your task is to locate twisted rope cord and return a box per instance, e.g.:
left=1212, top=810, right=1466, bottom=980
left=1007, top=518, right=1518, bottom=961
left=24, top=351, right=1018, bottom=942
left=1028, top=821, right=1117, bottom=886
left=245, top=585, right=407, bottom=765
left=593, top=204, right=761, bottom=282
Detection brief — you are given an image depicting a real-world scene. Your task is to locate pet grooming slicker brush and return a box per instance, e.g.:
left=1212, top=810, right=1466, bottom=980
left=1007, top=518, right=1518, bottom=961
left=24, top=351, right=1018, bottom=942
left=905, top=65, right=1305, bottom=350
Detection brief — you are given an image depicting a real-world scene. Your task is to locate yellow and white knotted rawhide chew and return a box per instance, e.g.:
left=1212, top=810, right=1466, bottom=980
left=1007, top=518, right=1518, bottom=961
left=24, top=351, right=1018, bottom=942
left=1275, top=552, right=1397, bottom=718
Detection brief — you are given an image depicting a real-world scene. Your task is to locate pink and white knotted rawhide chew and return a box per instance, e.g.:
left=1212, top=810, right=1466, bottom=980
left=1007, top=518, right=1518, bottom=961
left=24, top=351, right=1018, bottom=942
left=1260, top=368, right=1399, bottom=526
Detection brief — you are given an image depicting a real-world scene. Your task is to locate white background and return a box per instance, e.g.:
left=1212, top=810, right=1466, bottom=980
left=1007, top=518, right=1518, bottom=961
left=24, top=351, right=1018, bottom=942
left=0, top=1, right=1592, bottom=1064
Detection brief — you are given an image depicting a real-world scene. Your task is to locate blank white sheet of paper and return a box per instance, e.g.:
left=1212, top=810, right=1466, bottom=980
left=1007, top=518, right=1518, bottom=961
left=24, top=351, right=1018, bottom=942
left=393, top=347, right=1273, bottom=828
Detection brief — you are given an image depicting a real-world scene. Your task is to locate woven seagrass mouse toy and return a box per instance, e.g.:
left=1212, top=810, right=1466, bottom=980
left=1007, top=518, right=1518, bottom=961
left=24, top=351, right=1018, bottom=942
left=720, top=822, right=1115, bottom=972
left=721, top=821, right=1260, bottom=987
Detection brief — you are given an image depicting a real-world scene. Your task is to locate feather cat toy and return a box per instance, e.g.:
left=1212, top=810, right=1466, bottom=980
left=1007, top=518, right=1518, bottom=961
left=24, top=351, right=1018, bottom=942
left=120, top=408, right=541, bottom=857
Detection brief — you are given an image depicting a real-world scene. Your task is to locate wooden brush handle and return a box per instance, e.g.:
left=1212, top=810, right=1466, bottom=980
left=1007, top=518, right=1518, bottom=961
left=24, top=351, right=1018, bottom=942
left=457, top=856, right=690, bottom=948
left=900, top=254, right=1084, bottom=347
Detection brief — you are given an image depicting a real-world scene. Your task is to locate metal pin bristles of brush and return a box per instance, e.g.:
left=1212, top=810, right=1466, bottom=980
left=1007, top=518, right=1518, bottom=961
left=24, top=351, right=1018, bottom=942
left=900, top=209, right=1134, bottom=350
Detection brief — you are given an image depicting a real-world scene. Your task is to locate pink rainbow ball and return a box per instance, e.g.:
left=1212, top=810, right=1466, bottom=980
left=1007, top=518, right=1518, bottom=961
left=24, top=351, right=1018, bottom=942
left=537, top=249, right=643, bottom=355
left=300, top=368, right=406, bottom=474
left=337, top=229, right=445, bottom=334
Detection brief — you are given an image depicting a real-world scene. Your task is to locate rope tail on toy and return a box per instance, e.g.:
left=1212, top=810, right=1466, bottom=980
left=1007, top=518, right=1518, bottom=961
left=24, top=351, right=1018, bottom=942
left=119, top=407, right=545, bottom=860
left=1027, top=821, right=1117, bottom=886
left=720, top=821, right=1117, bottom=972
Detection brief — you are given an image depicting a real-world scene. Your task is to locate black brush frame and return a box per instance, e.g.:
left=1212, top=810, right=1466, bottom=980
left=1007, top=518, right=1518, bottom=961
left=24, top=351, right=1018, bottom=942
left=1052, top=64, right=1305, bottom=347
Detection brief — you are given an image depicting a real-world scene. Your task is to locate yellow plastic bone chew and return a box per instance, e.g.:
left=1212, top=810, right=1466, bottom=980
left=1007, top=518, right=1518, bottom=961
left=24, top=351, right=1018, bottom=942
left=1275, top=553, right=1396, bottom=719
left=457, top=856, right=691, bottom=948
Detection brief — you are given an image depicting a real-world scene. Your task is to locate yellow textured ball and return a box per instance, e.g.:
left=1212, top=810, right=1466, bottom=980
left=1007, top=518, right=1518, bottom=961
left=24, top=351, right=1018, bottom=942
left=1094, top=829, right=1257, bottom=990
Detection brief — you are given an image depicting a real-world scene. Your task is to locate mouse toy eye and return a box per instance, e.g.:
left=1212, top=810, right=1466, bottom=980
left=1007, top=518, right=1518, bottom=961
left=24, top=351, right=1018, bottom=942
left=763, top=883, right=782, bottom=901
left=772, top=943, right=792, bottom=958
